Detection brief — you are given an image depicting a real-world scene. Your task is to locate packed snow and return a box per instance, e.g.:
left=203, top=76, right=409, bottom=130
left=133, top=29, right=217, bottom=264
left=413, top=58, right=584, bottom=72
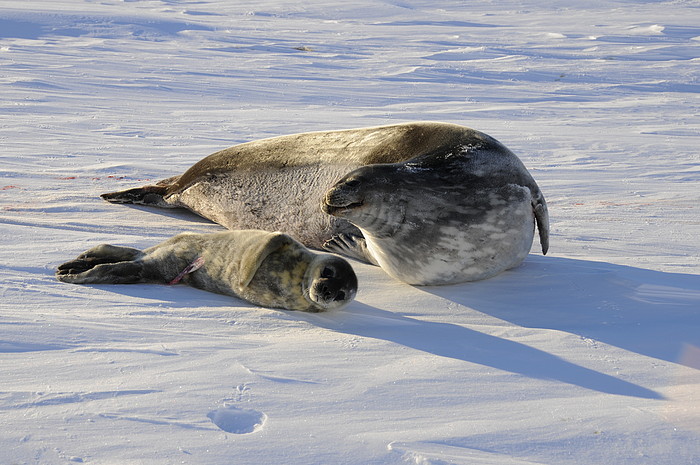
left=1, top=1, right=699, bottom=464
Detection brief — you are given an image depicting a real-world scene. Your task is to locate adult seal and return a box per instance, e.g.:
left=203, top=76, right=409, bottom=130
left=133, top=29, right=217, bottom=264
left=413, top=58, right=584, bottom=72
left=101, top=122, right=549, bottom=285
left=56, top=230, right=358, bottom=312
left=322, top=146, right=549, bottom=285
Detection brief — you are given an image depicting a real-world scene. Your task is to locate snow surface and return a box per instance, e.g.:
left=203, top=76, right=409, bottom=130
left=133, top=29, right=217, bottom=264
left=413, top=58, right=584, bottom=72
left=1, top=1, right=699, bottom=464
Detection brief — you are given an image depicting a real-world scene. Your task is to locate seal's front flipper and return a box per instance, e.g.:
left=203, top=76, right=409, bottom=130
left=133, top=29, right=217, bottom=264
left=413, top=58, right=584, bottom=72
left=237, top=232, right=296, bottom=289
left=323, top=233, right=378, bottom=266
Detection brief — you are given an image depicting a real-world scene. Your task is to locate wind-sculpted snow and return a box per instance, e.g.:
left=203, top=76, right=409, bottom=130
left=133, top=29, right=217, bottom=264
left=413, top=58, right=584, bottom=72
left=207, top=406, right=267, bottom=434
left=1, top=1, right=699, bottom=464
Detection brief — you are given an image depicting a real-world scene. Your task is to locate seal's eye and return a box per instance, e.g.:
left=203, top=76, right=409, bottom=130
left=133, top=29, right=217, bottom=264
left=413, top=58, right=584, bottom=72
left=344, top=179, right=360, bottom=188
left=321, top=266, right=335, bottom=279
left=334, top=291, right=346, bottom=302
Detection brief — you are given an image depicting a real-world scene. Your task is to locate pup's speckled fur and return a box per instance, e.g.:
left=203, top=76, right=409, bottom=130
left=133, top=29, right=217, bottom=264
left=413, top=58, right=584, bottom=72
left=56, top=230, right=357, bottom=312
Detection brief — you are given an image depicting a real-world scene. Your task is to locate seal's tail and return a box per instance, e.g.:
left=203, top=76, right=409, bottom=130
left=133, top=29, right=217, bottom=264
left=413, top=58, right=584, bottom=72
left=101, top=185, right=165, bottom=206
left=101, top=176, right=180, bottom=208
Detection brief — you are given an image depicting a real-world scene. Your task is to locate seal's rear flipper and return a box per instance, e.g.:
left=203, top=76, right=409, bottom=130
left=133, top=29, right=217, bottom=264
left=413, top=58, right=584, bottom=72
left=57, top=244, right=147, bottom=284
left=101, top=185, right=173, bottom=208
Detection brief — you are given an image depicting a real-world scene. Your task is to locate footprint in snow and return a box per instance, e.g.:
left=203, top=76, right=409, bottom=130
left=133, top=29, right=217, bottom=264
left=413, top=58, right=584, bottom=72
left=207, top=406, right=266, bottom=434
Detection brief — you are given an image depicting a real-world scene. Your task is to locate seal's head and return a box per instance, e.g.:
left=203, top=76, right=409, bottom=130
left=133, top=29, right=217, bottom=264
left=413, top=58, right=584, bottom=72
left=321, top=149, right=545, bottom=285
left=236, top=231, right=358, bottom=312
left=304, top=255, right=358, bottom=311
left=322, top=164, right=409, bottom=238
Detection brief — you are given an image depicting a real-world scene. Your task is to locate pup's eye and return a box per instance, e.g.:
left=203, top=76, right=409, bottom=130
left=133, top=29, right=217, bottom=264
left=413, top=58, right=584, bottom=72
left=344, top=179, right=360, bottom=188
left=334, top=291, right=346, bottom=302
left=321, top=267, right=335, bottom=278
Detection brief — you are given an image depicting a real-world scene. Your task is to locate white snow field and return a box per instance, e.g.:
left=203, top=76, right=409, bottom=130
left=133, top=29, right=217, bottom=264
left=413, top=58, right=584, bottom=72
left=1, top=1, right=699, bottom=464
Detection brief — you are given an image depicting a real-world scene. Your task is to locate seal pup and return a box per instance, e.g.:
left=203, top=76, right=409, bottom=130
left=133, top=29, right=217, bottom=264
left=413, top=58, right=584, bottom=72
left=56, top=230, right=358, bottom=312
left=322, top=135, right=549, bottom=285
left=101, top=122, right=548, bottom=285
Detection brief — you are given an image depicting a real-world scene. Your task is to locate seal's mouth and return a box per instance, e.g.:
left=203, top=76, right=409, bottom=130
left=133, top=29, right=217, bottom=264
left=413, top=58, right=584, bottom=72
left=322, top=200, right=364, bottom=216
left=309, top=282, right=356, bottom=310
left=322, top=178, right=365, bottom=216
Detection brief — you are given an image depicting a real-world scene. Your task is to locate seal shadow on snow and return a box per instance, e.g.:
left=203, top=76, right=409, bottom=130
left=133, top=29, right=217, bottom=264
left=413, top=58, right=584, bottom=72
left=108, top=202, right=223, bottom=225
left=60, top=280, right=256, bottom=310
left=426, top=255, right=700, bottom=365
left=304, top=256, right=700, bottom=400
left=309, top=301, right=662, bottom=400
left=417, top=255, right=700, bottom=395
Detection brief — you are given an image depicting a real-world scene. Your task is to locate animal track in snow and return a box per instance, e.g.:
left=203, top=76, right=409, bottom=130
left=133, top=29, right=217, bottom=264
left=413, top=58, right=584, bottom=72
left=207, top=406, right=266, bottom=434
